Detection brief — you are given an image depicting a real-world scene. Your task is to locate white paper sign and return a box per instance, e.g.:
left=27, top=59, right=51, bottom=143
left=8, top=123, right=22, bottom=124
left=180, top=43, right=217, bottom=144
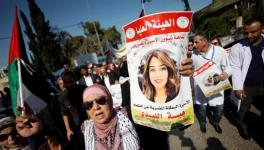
left=109, top=84, right=122, bottom=109
left=123, top=11, right=194, bottom=131
left=193, top=60, right=232, bottom=97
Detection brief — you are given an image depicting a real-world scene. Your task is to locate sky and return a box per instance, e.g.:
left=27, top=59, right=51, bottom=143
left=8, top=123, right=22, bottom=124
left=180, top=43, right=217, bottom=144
left=0, top=0, right=212, bottom=69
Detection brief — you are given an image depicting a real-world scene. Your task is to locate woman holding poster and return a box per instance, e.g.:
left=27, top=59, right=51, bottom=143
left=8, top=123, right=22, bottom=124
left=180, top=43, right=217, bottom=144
left=142, top=50, right=180, bottom=103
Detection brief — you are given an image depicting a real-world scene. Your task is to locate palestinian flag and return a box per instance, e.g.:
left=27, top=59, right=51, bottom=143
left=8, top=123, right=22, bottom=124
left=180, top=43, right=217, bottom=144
left=8, top=8, right=47, bottom=116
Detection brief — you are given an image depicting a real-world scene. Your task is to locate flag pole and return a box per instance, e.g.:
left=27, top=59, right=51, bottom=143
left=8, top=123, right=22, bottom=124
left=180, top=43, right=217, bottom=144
left=17, top=59, right=24, bottom=108
left=141, top=0, right=146, bottom=14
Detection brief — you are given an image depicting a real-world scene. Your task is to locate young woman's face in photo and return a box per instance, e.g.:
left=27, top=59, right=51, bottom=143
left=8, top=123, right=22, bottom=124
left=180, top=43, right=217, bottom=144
left=149, top=57, right=168, bottom=89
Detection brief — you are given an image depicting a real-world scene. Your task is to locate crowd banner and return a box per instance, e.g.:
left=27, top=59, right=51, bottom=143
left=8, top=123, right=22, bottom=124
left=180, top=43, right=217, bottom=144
left=109, top=84, right=122, bottom=109
left=193, top=60, right=232, bottom=97
left=123, top=11, right=194, bottom=131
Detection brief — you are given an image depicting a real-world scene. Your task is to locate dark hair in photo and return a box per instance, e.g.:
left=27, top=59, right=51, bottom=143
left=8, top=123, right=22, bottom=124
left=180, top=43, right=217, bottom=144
left=142, top=50, right=180, bottom=102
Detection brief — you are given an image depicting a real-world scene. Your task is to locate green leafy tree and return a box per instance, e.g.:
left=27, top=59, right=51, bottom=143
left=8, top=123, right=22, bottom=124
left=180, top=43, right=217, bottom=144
left=20, top=10, right=45, bottom=70
left=238, top=0, right=264, bottom=22
left=64, top=35, right=84, bottom=56
left=81, top=21, right=104, bottom=55
left=198, top=17, right=231, bottom=37
left=54, top=30, right=74, bottom=65
left=103, top=26, right=121, bottom=49
left=21, top=0, right=121, bottom=70
left=81, top=21, right=121, bottom=56
left=20, top=0, right=66, bottom=75
left=256, top=0, right=264, bottom=19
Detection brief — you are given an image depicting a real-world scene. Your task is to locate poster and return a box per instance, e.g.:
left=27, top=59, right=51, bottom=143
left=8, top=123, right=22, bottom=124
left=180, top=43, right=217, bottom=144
left=123, top=11, right=194, bottom=131
left=109, top=84, right=122, bottom=109
left=193, top=60, right=232, bottom=97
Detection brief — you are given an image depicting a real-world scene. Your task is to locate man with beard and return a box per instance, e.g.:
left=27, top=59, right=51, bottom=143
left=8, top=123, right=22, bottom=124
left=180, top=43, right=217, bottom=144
left=230, top=16, right=264, bottom=140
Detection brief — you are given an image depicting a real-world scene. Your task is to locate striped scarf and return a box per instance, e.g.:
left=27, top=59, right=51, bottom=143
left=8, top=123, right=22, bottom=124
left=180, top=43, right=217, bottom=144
left=84, top=111, right=140, bottom=150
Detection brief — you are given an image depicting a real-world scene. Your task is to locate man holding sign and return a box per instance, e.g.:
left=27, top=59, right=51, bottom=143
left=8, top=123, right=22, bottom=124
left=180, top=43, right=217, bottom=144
left=192, top=32, right=232, bottom=133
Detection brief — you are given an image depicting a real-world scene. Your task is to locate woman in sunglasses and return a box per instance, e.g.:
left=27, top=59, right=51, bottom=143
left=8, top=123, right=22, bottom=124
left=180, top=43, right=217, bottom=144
left=82, top=85, right=140, bottom=150
left=211, top=36, right=222, bottom=47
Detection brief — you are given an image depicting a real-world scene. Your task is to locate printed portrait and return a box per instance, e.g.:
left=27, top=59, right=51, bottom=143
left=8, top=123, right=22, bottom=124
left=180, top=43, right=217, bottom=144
left=203, top=72, right=220, bottom=86
left=138, top=49, right=180, bottom=103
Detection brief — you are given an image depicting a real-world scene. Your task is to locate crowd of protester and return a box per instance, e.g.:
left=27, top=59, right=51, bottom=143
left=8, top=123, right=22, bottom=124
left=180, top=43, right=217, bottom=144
left=0, top=15, right=263, bottom=150
left=0, top=67, right=8, bottom=79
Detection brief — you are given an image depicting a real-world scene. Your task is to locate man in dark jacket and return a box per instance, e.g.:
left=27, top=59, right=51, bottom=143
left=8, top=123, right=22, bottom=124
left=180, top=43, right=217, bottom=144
left=58, top=71, right=86, bottom=150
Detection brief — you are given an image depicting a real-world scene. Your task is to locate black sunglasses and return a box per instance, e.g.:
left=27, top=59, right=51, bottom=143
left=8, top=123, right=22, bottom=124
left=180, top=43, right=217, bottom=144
left=83, top=97, right=107, bottom=110
left=212, top=42, right=219, bottom=45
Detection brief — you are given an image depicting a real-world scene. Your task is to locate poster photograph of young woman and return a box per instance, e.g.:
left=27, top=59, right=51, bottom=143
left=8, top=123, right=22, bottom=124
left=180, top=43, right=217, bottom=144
left=139, top=49, right=180, bottom=103
left=123, top=11, right=194, bottom=131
